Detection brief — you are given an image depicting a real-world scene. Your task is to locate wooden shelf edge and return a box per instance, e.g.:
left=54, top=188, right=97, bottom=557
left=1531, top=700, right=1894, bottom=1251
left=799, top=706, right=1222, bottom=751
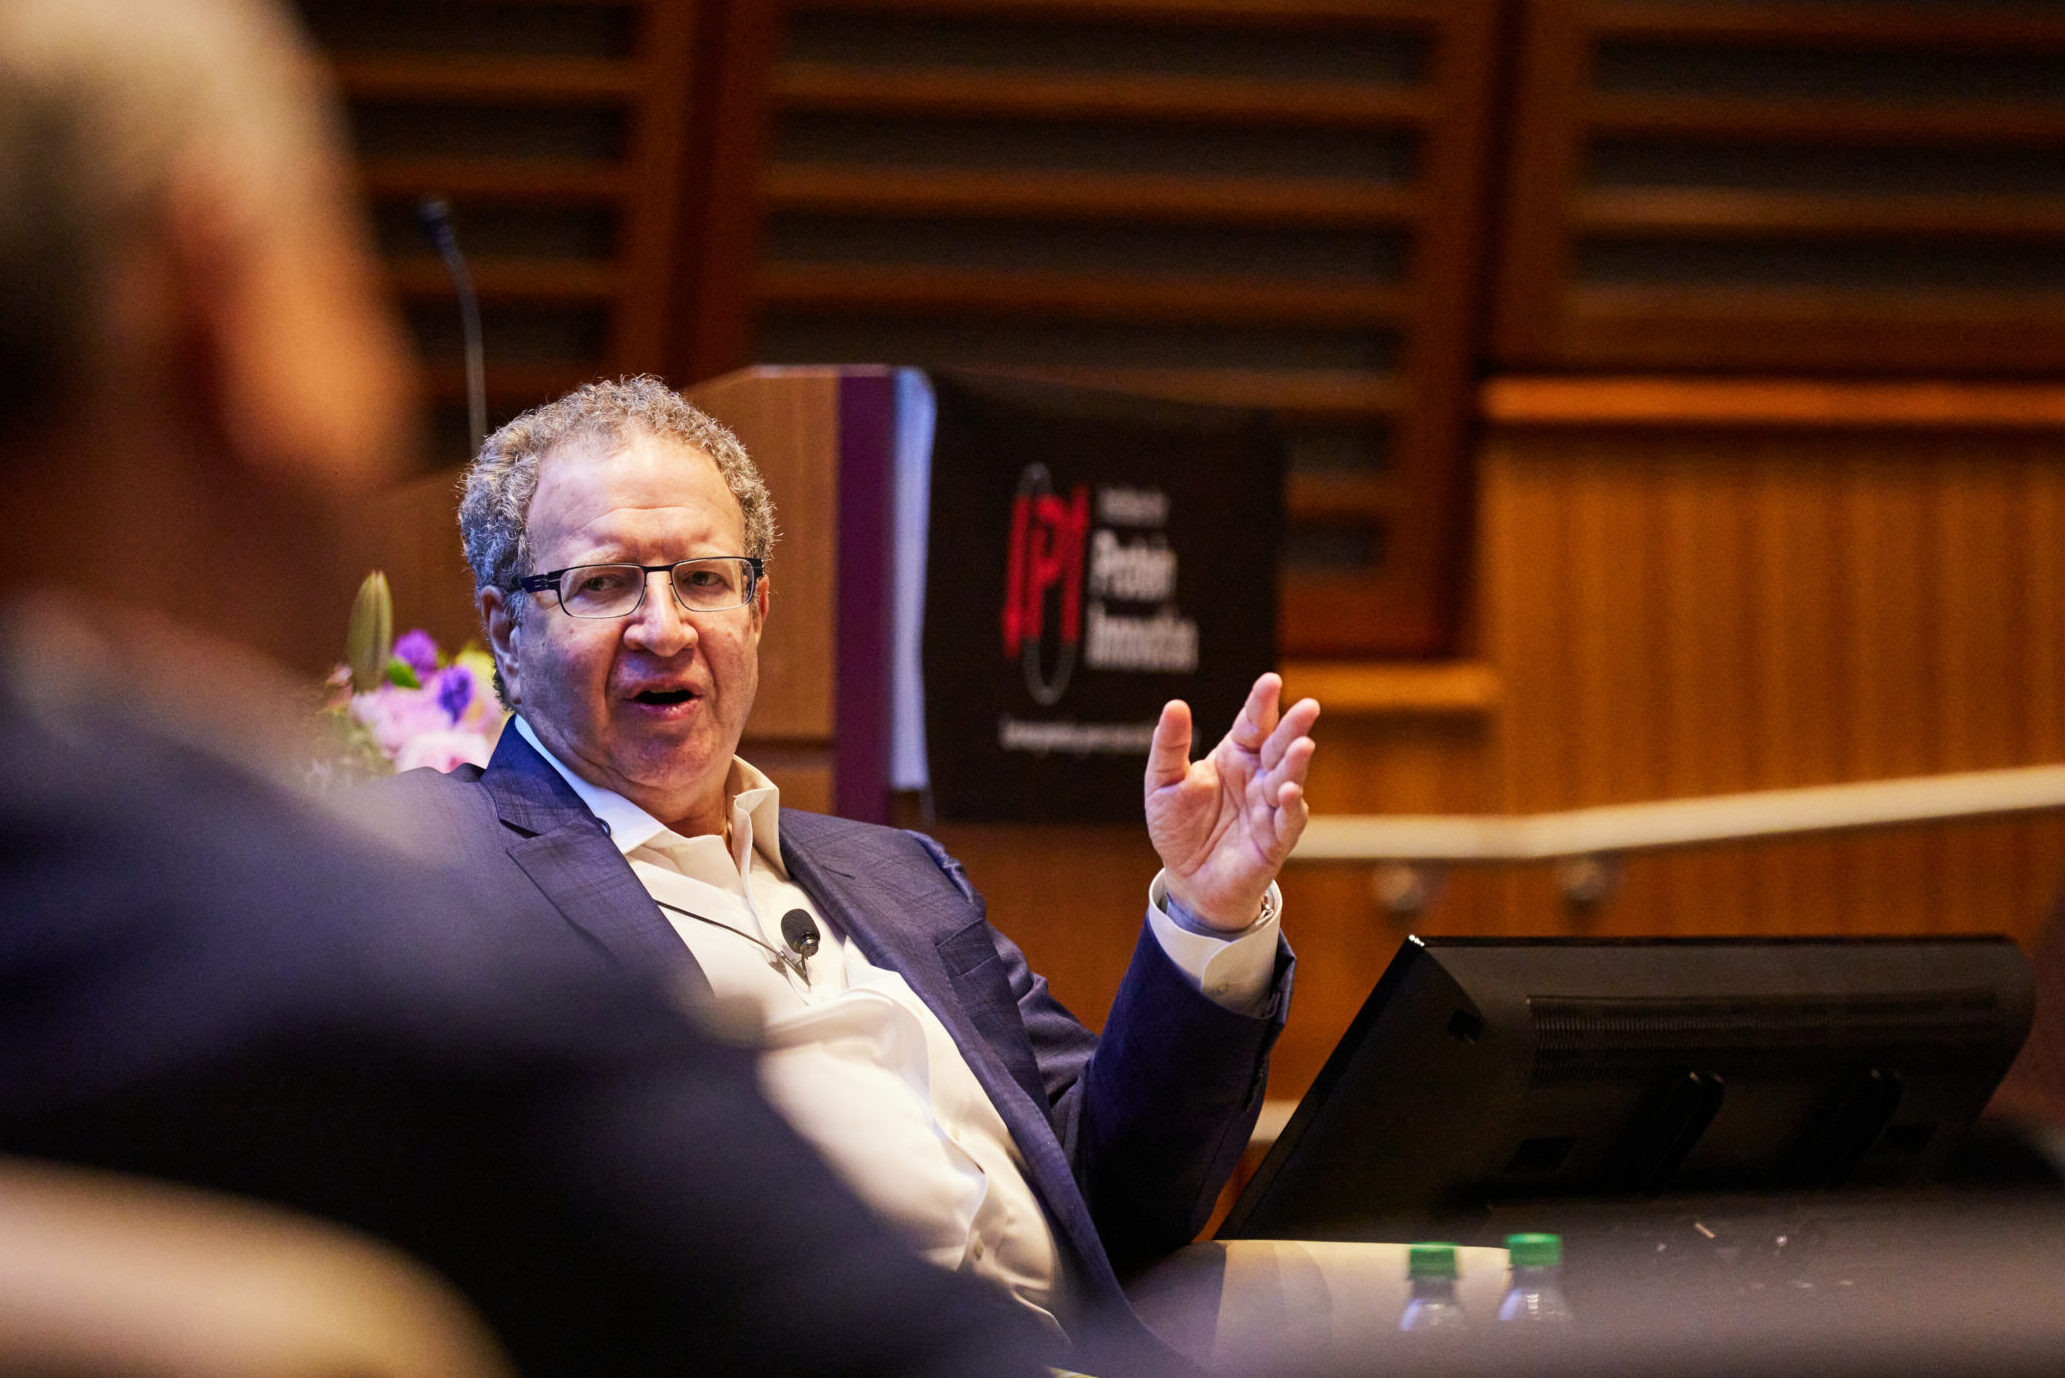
left=1480, top=377, right=2065, bottom=431
left=1278, top=659, right=1501, bottom=717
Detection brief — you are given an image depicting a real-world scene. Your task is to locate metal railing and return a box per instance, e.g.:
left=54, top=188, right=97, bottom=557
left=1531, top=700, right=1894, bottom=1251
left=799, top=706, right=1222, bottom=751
left=1290, top=763, right=2065, bottom=914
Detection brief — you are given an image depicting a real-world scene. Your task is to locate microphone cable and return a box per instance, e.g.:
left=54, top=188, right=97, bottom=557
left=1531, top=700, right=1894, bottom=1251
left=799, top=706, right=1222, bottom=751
left=654, top=899, right=820, bottom=986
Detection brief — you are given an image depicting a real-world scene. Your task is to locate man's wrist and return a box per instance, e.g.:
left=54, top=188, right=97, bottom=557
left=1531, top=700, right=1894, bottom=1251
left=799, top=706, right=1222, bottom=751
left=1163, top=884, right=1276, bottom=936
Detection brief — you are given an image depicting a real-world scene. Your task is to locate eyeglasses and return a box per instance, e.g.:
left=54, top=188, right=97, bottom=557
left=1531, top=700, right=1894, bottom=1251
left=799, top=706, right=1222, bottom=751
left=517, top=557, right=763, bottom=619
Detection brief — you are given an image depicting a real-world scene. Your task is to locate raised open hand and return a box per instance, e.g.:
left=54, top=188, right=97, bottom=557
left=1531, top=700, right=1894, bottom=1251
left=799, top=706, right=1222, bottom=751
left=1144, top=673, right=1320, bottom=931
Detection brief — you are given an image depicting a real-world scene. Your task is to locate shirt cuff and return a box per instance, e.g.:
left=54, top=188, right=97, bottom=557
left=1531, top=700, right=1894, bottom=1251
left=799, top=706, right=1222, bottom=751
left=1145, top=870, right=1281, bottom=1018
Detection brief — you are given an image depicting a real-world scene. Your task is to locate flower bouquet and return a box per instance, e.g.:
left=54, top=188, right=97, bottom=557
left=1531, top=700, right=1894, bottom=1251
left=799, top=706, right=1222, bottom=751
left=315, top=572, right=505, bottom=784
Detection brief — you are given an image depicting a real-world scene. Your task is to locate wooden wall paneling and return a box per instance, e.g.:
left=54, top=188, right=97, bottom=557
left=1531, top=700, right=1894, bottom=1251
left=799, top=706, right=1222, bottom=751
left=1491, top=0, right=1590, bottom=364
left=1935, top=450, right=2025, bottom=936
left=1745, top=446, right=1847, bottom=936
left=299, top=0, right=720, bottom=466
left=1666, top=446, right=1764, bottom=933
left=1837, top=449, right=1941, bottom=934
left=613, top=1, right=703, bottom=372
left=1346, top=0, right=1503, bottom=657
left=1475, top=432, right=1577, bottom=938
left=2014, top=456, right=2065, bottom=941
left=1474, top=389, right=2065, bottom=951
left=702, top=0, right=1508, bottom=656
left=1493, top=1, right=2065, bottom=373
left=356, top=465, right=479, bottom=656
left=674, top=0, right=792, bottom=382
left=1570, top=439, right=1666, bottom=808
left=1484, top=435, right=1577, bottom=814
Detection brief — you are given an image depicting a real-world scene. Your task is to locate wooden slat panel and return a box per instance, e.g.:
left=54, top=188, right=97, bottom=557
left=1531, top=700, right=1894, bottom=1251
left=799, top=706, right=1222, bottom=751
left=1936, top=455, right=2024, bottom=936
left=961, top=366, right=1403, bottom=416
left=388, top=258, right=620, bottom=301
left=1484, top=378, right=2065, bottom=429
left=610, top=0, right=701, bottom=371
left=1576, top=189, right=2065, bottom=241
left=361, top=158, right=629, bottom=203
left=1586, top=93, right=2065, bottom=145
left=1589, top=2, right=2065, bottom=48
left=755, top=264, right=1410, bottom=324
left=797, top=0, right=1452, bottom=23
left=333, top=55, right=643, bottom=102
left=1743, top=444, right=1847, bottom=936
left=1557, top=289, right=2065, bottom=373
left=763, top=165, right=1426, bottom=226
left=1496, top=0, right=2065, bottom=373
left=423, top=362, right=605, bottom=407
left=308, top=1, right=722, bottom=440
left=713, top=0, right=1502, bottom=657
left=773, top=65, right=1434, bottom=125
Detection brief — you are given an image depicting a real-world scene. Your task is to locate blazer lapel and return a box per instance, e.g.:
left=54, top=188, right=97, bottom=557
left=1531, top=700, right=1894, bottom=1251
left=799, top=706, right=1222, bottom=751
left=778, top=812, right=1114, bottom=1288
left=481, top=729, right=712, bottom=1001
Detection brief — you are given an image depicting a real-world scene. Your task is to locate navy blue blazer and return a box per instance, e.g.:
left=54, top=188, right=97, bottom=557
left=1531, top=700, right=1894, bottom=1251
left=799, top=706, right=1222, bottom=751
left=373, top=726, right=1294, bottom=1314
left=0, top=658, right=1054, bottom=1378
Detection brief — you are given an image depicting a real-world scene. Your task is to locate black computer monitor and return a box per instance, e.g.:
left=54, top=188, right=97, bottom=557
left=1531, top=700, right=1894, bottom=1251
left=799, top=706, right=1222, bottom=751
left=1220, top=936, right=2034, bottom=1241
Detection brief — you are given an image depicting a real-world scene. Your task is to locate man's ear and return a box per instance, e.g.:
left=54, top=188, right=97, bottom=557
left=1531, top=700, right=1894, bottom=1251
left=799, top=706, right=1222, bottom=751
left=480, top=585, right=521, bottom=706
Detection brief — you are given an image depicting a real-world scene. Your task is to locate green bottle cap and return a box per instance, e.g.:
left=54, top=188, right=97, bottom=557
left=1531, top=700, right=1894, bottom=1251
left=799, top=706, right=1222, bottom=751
left=1505, top=1233, right=1562, bottom=1268
left=1407, top=1242, right=1460, bottom=1280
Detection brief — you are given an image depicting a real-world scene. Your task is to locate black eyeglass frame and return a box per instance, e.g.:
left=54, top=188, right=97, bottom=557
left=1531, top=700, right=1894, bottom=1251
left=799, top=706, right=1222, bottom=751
left=516, top=557, right=765, bottom=618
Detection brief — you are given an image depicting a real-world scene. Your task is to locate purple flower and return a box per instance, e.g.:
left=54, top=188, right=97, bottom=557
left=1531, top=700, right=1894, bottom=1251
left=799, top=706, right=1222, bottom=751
left=393, top=628, right=440, bottom=678
left=436, top=664, right=476, bottom=724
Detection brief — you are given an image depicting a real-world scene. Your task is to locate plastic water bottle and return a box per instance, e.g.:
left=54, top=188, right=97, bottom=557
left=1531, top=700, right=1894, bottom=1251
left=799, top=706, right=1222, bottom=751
left=1498, top=1232, right=1574, bottom=1324
left=1399, top=1241, right=1470, bottom=1332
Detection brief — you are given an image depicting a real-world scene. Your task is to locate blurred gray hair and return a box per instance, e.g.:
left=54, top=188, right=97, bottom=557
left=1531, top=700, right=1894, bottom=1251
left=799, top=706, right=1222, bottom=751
left=0, top=0, right=353, bottom=434
left=459, top=376, right=778, bottom=603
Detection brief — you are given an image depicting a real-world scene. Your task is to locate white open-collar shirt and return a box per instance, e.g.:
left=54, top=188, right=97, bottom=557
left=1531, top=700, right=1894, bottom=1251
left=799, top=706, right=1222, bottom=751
left=511, top=715, right=1280, bottom=1329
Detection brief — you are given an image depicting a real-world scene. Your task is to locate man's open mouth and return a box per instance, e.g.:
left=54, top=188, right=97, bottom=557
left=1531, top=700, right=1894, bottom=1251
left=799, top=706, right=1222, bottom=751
left=632, top=688, right=696, bottom=706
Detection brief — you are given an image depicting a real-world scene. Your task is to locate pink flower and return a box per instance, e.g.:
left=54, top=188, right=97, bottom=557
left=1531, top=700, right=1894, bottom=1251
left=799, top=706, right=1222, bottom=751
left=350, top=685, right=451, bottom=758
left=393, top=729, right=495, bottom=774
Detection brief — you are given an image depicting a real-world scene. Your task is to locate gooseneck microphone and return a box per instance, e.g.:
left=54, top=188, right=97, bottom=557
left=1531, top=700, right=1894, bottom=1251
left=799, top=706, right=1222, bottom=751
left=415, top=195, right=486, bottom=455
left=654, top=899, right=821, bottom=985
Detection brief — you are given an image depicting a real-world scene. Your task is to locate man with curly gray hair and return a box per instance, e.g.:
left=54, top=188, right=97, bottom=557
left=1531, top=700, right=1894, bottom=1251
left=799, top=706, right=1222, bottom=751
left=461, top=376, right=777, bottom=629
left=385, top=366, right=1320, bottom=1362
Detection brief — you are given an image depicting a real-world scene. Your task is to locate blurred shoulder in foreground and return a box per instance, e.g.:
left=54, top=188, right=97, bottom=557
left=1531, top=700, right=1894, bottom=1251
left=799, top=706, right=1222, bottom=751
left=0, top=1, right=1052, bottom=1374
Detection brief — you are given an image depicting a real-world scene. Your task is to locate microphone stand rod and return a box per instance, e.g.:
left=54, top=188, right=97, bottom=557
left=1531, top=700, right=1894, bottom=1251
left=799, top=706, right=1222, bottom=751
left=416, top=196, right=486, bottom=456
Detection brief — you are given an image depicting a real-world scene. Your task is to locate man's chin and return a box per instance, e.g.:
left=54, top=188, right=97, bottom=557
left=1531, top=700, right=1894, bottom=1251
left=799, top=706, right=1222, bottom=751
left=611, top=736, right=731, bottom=798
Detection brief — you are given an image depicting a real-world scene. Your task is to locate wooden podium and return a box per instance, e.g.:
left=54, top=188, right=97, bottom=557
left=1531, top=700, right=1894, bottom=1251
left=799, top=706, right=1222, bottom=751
left=684, top=366, right=902, bottom=822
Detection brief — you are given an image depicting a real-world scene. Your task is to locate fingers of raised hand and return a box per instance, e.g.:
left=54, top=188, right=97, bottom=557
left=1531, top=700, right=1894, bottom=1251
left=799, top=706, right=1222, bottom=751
left=1253, top=732, right=1315, bottom=808
left=1227, top=672, right=1283, bottom=751
left=1258, top=696, right=1320, bottom=773
left=1145, top=699, right=1194, bottom=791
left=1272, top=780, right=1310, bottom=850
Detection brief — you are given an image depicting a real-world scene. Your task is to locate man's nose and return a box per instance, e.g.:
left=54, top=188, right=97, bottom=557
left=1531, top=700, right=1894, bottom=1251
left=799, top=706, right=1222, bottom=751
left=622, top=570, right=698, bottom=653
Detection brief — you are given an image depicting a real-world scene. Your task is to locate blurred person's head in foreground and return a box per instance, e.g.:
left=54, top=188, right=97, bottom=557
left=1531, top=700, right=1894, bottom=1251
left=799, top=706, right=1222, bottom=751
left=0, top=7, right=1065, bottom=1376
left=0, top=0, right=415, bottom=672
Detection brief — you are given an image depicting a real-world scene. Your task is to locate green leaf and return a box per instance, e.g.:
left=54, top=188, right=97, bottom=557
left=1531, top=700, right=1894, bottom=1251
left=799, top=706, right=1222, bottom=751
left=384, top=656, right=421, bottom=689
left=345, top=571, right=393, bottom=692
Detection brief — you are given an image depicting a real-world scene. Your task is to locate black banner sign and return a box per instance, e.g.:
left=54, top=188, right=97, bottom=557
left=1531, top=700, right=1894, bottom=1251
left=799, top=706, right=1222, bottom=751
left=920, top=371, right=1285, bottom=822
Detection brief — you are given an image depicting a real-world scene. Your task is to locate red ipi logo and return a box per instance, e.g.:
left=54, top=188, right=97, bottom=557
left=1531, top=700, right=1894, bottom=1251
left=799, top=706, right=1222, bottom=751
left=1001, top=464, right=1089, bottom=705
